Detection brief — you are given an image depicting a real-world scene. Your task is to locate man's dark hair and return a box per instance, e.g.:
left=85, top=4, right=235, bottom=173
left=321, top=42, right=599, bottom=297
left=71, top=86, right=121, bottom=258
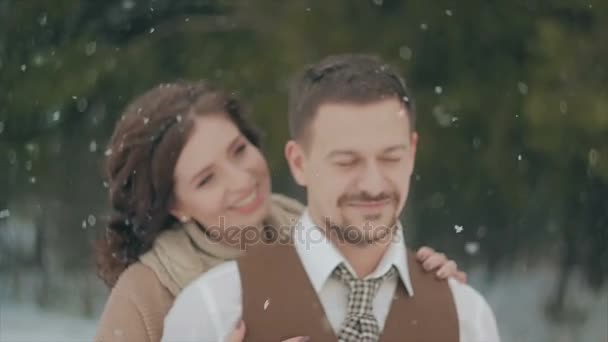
left=288, top=53, right=416, bottom=143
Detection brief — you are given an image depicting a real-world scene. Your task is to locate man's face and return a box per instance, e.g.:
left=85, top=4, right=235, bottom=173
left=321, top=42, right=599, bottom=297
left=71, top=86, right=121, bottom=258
left=286, top=98, right=418, bottom=246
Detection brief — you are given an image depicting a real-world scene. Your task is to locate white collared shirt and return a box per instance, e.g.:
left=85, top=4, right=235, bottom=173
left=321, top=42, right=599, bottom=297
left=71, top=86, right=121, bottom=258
left=162, top=211, right=501, bottom=342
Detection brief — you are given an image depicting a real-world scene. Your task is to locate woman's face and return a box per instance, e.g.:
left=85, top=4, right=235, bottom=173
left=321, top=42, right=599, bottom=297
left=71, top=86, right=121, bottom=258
left=171, top=114, right=271, bottom=242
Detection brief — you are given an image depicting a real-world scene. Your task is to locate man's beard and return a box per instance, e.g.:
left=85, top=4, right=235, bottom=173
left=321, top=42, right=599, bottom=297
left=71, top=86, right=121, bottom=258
left=325, top=215, right=398, bottom=247
left=324, top=190, right=400, bottom=247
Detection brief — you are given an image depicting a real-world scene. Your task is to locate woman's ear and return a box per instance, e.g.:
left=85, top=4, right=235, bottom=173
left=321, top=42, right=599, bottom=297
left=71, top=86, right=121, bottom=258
left=169, top=197, right=191, bottom=223
left=284, top=140, right=307, bottom=187
left=169, top=209, right=191, bottom=223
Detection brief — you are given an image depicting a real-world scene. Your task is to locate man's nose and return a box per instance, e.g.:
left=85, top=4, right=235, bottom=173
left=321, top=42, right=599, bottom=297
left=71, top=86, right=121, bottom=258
left=357, top=163, right=386, bottom=197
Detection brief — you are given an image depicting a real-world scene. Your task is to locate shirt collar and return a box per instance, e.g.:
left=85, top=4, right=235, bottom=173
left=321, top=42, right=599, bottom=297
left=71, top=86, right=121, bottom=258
left=293, top=209, right=414, bottom=296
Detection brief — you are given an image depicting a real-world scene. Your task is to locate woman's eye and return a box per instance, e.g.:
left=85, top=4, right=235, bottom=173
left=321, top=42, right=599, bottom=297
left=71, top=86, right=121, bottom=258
left=235, top=143, right=247, bottom=155
left=198, top=174, right=214, bottom=188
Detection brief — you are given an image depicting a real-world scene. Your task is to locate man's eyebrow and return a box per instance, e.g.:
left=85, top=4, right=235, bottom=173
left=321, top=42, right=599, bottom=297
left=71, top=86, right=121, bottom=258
left=382, top=144, right=408, bottom=153
left=326, top=150, right=358, bottom=159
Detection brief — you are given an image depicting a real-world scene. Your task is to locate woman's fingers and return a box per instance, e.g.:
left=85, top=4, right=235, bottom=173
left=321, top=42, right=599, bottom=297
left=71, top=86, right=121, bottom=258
left=416, top=246, right=436, bottom=261
left=435, top=260, right=457, bottom=278
left=454, top=271, right=468, bottom=284
left=417, top=247, right=469, bottom=283
left=422, top=253, right=447, bottom=271
left=283, top=337, right=310, bottom=342
left=225, top=320, right=246, bottom=342
left=225, top=320, right=309, bottom=342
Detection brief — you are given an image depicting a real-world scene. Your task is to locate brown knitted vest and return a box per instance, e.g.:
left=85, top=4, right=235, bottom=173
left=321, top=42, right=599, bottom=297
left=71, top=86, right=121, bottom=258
left=237, top=241, right=459, bottom=342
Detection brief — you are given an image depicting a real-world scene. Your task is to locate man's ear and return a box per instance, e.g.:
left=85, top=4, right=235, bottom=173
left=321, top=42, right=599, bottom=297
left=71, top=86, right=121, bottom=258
left=284, top=140, right=308, bottom=187
left=407, top=131, right=419, bottom=176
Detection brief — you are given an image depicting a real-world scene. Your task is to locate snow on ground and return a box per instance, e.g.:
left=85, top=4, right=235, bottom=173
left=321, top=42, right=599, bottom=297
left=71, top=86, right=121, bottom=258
left=0, top=302, right=96, bottom=342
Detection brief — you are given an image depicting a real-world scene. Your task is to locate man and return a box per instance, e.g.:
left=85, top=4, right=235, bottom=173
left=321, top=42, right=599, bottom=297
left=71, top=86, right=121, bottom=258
left=162, top=54, right=500, bottom=342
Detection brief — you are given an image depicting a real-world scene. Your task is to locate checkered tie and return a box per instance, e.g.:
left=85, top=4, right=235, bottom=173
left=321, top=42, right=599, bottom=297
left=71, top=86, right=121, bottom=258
left=333, top=263, right=397, bottom=342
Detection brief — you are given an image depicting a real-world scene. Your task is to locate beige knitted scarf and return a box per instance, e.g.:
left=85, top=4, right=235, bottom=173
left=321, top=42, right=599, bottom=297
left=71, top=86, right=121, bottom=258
left=139, top=193, right=305, bottom=296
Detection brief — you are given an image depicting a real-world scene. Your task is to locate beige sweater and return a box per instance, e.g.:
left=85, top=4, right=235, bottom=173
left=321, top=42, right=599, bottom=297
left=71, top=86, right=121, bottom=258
left=94, top=194, right=305, bottom=342
left=95, top=263, right=174, bottom=342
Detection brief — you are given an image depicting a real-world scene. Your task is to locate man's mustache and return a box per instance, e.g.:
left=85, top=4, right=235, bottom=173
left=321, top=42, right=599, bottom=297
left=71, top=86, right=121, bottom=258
left=338, top=191, right=399, bottom=205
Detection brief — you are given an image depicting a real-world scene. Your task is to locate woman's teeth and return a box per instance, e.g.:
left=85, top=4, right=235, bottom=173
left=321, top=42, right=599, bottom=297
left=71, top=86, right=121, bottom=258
left=233, top=189, right=258, bottom=208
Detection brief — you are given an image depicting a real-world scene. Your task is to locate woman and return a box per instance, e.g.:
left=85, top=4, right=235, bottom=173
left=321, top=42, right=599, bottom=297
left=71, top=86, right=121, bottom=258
left=94, top=80, right=465, bottom=342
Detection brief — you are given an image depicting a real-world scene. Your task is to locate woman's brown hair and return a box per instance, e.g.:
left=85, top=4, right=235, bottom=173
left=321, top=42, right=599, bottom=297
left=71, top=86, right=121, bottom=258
left=96, top=80, right=261, bottom=287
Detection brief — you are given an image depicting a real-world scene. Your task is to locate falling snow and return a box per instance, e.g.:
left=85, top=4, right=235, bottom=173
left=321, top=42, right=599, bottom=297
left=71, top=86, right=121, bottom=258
left=517, top=82, right=528, bottom=95
left=420, top=23, right=428, bottom=30
left=52, top=111, right=61, bottom=121
left=0, top=209, right=10, bottom=219
left=263, top=298, right=270, bottom=310
left=85, top=41, right=97, bottom=56
left=434, top=86, right=443, bottom=94
left=588, top=149, right=599, bottom=166
left=445, top=9, right=453, bottom=16
left=38, top=13, right=47, bottom=26
left=8, top=150, right=17, bottom=164
left=465, top=242, right=480, bottom=255
left=454, top=225, right=464, bottom=233
left=77, top=98, right=88, bottom=112
left=473, top=138, right=482, bottom=149
left=122, top=0, right=135, bottom=10
left=33, top=55, right=46, bottom=66
left=559, top=101, right=568, bottom=114
left=89, top=141, right=97, bottom=152
left=87, top=215, right=96, bottom=226
left=432, top=106, right=458, bottom=128
left=399, top=46, right=412, bottom=60
left=150, top=28, right=155, bottom=33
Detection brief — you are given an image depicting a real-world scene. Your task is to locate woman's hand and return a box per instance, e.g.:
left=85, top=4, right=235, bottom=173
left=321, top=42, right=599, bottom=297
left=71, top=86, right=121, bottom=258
left=416, top=246, right=467, bottom=283
left=227, top=320, right=310, bottom=342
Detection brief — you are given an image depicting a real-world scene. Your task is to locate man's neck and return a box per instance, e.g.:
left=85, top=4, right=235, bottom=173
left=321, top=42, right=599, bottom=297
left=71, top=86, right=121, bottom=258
left=308, top=211, right=394, bottom=278
left=335, top=239, right=393, bottom=278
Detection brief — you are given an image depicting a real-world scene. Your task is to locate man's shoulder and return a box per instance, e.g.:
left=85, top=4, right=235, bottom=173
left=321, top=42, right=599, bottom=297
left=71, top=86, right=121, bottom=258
left=447, top=277, right=490, bottom=304
left=447, top=278, right=501, bottom=340
left=447, top=277, right=498, bottom=322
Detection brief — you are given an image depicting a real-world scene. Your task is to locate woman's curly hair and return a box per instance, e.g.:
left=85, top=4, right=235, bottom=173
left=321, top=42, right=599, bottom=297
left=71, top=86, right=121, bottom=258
left=95, top=80, right=261, bottom=287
